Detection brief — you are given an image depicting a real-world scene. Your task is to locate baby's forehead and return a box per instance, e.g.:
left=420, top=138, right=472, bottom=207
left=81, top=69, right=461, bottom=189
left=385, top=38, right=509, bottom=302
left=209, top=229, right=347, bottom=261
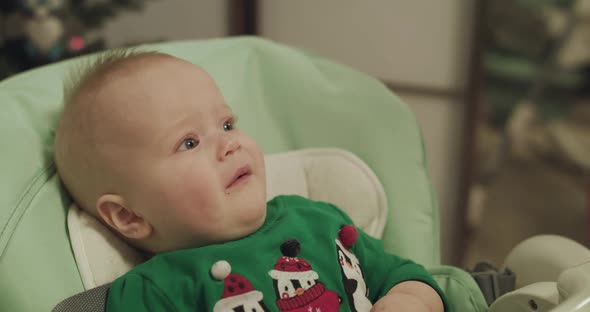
left=86, top=57, right=209, bottom=100
left=95, top=55, right=186, bottom=85
left=90, top=58, right=226, bottom=119
left=73, top=54, right=226, bottom=123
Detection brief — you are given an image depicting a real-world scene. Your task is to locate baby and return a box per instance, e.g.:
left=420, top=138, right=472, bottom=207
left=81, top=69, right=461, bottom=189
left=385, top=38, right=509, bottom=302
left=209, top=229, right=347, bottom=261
left=54, top=50, right=448, bottom=312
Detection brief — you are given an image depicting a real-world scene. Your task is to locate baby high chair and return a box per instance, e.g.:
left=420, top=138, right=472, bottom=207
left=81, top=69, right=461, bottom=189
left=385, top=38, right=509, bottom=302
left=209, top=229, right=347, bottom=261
left=0, top=37, right=586, bottom=312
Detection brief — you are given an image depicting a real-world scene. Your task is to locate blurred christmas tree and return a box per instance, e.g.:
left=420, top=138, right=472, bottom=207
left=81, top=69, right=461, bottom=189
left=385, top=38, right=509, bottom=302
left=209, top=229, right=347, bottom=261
left=0, top=0, right=150, bottom=80
left=483, top=0, right=590, bottom=127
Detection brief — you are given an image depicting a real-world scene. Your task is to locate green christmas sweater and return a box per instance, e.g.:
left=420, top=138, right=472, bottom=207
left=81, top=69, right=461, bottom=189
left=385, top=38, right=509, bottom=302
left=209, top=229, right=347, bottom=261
left=107, top=195, right=449, bottom=311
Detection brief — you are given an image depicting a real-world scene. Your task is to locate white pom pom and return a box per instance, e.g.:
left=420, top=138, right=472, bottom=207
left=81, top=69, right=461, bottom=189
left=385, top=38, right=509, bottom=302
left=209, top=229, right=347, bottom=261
left=211, top=260, right=231, bottom=280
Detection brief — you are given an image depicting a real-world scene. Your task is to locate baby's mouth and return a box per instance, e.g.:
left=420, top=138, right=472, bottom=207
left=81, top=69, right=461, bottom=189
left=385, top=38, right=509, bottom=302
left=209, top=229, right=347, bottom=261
left=226, top=165, right=252, bottom=189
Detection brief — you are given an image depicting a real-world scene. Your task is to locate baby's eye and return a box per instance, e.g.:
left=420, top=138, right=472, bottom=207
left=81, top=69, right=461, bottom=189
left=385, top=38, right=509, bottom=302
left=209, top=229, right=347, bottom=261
left=177, top=137, right=199, bottom=152
left=223, top=120, right=234, bottom=131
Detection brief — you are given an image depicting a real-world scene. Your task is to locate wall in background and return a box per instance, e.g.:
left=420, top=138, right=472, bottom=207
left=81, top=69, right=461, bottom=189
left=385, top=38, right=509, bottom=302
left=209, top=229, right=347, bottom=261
left=260, top=0, right=472, bottom=90
left=101, top=0, right=229, bottom=48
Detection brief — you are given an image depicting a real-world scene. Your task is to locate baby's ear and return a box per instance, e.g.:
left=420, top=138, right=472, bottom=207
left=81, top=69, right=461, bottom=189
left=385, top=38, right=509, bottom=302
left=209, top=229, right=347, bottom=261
left=96, top=194, right=152, bottom=240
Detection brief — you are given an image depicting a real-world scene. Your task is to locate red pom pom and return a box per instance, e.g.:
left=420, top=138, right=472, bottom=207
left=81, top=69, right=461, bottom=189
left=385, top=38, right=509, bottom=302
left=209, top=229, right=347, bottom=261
left=339, top=225, right=358, bottom=248
left=69, top=36, right=85, bottom=51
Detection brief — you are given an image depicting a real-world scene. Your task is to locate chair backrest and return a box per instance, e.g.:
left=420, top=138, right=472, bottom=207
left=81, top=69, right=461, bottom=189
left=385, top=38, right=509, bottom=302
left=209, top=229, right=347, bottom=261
left=0, top=37, right=441, bottom=311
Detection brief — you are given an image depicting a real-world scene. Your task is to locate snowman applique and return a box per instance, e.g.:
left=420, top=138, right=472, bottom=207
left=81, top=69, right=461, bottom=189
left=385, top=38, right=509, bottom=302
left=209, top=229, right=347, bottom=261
left=335, top=225, right=372, bottom=312
left=211, top=260, right=270, bottom=312
left=269, top=239, right=341, bottom=311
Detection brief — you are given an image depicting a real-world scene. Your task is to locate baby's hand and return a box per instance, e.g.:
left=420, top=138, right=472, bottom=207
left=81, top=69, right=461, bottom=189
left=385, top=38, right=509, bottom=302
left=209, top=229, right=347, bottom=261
left=371, top=281, right=444, bottom=312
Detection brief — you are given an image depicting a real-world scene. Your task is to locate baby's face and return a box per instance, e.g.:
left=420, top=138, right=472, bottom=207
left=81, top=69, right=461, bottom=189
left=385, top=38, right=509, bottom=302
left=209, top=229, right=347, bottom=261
left=97, top=57, right=267, bottom=252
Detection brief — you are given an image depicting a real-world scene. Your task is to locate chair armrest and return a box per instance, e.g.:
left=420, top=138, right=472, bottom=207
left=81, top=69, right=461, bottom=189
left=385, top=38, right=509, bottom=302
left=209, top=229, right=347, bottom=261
left=489, top=282, right=558, bottom=312
left=504, top=235, right=590, bottom=288
left=489, top=264, right=590, bottom=312
left=490, top=235, right=590, bottom=312
left=549, top=261, right=590, bottom=312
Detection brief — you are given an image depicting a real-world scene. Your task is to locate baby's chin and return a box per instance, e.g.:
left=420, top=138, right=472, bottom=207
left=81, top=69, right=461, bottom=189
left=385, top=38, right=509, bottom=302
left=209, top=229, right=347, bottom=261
left=221, top=207, right=268, bottom=243
left=151, top=205, right=268, bottom=252
left=225, top=208, right=268, bottom=241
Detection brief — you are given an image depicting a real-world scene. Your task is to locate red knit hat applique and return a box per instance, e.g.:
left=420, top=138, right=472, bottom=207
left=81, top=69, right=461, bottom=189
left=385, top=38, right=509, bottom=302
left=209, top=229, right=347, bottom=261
left=268, top=239, right=341, bottom=311
left=211, top=260, right=268, bottom=312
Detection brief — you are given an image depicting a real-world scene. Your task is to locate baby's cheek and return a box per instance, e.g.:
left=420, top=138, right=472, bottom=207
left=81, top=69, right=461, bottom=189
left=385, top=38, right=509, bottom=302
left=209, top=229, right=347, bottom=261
left=173, top=179, right=214, bottom=207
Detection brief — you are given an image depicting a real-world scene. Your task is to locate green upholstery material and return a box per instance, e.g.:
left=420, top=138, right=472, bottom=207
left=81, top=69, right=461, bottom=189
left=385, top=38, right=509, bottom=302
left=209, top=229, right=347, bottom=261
left=0, top=36, right=486, bottom=311
left=432, top=266, right=489, bottom=312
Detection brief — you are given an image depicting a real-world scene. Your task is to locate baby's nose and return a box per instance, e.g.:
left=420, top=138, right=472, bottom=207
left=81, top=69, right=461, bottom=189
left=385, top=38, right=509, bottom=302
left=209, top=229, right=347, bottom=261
left=217, top=135, right=240, bottom=160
